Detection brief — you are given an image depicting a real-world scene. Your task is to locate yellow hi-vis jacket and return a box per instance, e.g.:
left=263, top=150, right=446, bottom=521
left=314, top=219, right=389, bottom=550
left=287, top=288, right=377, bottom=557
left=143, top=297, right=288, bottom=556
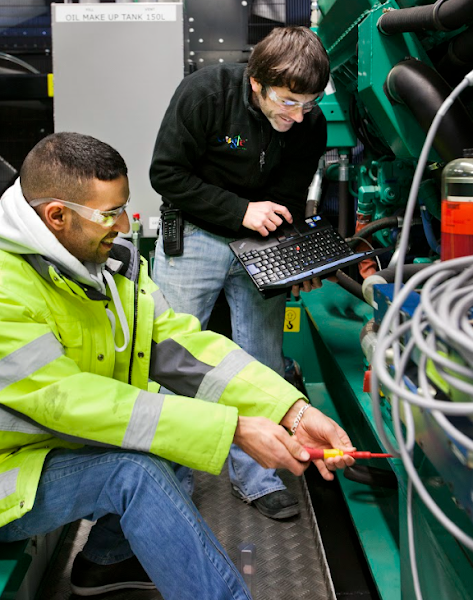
left=0, top=240, right=304, bottom=528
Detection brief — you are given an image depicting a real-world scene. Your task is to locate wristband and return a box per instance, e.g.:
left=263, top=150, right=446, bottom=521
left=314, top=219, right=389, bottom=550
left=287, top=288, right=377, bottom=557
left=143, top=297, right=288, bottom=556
left=290, top=403, right=310, bottom=435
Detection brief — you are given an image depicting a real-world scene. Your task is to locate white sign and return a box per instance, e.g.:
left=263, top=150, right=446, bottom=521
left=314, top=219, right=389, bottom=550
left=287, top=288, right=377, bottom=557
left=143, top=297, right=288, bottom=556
left=149, top=216, right=160, bottom=230
left=54, top=3, right=177, bottom=23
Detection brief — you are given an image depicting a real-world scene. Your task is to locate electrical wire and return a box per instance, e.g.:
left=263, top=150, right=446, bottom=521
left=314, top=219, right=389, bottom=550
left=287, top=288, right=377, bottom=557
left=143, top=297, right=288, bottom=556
left=392, top=73, right=473, bottom=293
left=370, top=69, right=473, bottom=597
left=0, top=51, right=40, bottom=74
left=346, top=235, right=383, bottom=270
left=374, top=263, right=473, bottom=596
left=407, top=480, right=424, bottom=600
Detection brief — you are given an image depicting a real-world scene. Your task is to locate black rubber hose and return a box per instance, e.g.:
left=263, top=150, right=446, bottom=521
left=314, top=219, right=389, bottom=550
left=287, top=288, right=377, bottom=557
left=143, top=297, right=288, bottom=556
left=378, top=0, right=473, bottom=35
left=344, top=465, right=398, bottom=489
left=386, top=58, right=473, bottom=162
left=437, top=26, right=473, bottom=79
left=334, top=269, right=364, bottom=301
left=373, top=263, right=430, bottom=284
left=347, top=216, right=400, bottom=249
left=336, top=216, right=423, bottom=301
left=445, top=25, right=473, bottom=64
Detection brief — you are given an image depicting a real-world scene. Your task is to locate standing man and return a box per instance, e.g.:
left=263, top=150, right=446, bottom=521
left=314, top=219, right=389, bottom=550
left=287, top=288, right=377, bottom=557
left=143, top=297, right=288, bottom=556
left=0, top=132, right=354, bottom=599
left=150, top=26, right=329, bottom=519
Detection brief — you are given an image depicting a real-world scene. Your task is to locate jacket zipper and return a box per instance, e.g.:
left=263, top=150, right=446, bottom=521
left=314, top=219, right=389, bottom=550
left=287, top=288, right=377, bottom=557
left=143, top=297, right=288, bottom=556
left=259, top=123, right=271, bottom=173
left=259, top=149, right=265, bottom=172
left=127, top=260, right=140, bottom=385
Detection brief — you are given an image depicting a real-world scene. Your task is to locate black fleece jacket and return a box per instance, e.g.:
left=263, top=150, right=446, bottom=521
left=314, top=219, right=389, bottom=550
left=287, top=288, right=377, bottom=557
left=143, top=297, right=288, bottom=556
left=149, top=63, right=327, bottom=238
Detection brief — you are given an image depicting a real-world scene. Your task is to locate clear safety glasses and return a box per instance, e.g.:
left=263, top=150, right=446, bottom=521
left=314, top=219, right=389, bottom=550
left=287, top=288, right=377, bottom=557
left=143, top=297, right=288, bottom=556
left=267, top=86, right=324, bottom=112
left=29, top=196, right=130, bottom=228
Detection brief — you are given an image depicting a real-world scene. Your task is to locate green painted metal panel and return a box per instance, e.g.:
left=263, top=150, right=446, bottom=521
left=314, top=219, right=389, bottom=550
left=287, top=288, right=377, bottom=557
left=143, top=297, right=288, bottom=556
left=298, top=282, right=398, bottom=448
left=283, top=299, right=323, bottom=384
left=0, top=540, right=31, bottom=598
left=288, top=282, right=473, bottom=600
left=306, top=381, right=401, bottom=600
left=398, top=481, right=473, bottom=600
left=0, top=561, right=17, bottom=597
left=316, top=0, right=380, bottom=52
left=320, top=86, right=358, bottom=148
left=357, top=1, right=440, bottom=160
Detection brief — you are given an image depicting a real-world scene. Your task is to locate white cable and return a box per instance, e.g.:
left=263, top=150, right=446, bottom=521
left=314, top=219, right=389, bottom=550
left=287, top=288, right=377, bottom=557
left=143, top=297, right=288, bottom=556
left=391, top=377, right=473, bottom=551
left=389, top=348, right=473, bottom=552
left=103, top=270, right=130, bottom=353
left=373, top=302, right=473, bottom=415
left=346, top=235, right=383, bottom=270
left=407, top=480, right=424, bottom=600
left=432, top=410, right=473, bottom=452
left=392, top=74, right=471, bottom=296
left=371, top=69, right=473, bottom=573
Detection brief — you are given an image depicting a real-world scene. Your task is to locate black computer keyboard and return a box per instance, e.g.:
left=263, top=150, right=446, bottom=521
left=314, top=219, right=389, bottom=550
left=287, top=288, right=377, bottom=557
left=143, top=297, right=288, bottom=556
left=241, top=228, right=354, bottom=286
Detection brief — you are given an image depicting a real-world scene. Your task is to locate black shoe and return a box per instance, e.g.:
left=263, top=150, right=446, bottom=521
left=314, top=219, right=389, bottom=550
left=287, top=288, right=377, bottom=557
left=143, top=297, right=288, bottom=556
left=231, top=487, right=300, bottom=519
left=284, top=357, right=307, bottom=396
left=70, top=552, right=156, bottom=597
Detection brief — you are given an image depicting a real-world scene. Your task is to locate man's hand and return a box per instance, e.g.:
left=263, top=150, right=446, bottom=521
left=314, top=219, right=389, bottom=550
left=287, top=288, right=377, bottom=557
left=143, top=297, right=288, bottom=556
left=242, top=201, right=293, bottom=236
left=281, top=400, right=355, bottom=480
left=233, top=402, right=355, bottom=480
left=291, top=277, right=323, bottom=299
left=233, top=416, right=312, bottom=476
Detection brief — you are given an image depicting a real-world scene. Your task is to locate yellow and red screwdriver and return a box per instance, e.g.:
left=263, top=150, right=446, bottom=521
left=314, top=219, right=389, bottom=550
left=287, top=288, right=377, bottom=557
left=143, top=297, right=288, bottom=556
left=304, top=448, right=392, bottom=460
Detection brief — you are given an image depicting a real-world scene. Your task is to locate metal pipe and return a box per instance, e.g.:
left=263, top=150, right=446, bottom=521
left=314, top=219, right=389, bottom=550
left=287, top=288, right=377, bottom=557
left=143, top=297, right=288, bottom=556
left=337, top=153, right=351, bottom=238
left=305, top=155, right=325, bottom=217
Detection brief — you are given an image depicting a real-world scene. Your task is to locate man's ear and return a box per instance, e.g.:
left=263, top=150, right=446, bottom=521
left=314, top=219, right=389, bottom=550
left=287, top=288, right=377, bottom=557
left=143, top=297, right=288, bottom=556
left=42, top=202, right=68, bottom=231
left=249, top=77, right=262, bottom=94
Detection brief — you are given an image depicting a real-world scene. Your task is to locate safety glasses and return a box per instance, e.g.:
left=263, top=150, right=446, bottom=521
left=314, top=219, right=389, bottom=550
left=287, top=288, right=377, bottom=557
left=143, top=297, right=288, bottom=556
left=267, top=86, right=324, bottom=112
left=29, top=196, right=130, bottom=228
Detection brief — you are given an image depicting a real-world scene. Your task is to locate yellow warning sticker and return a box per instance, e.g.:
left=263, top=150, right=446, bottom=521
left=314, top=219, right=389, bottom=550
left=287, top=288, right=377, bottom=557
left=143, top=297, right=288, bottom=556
left=47, top=73, right=54, bottom=97
left=284, top=307, right=301, bottom=332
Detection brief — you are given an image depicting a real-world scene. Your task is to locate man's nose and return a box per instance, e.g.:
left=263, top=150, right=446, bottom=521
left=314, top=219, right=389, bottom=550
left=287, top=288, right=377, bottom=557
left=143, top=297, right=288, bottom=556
left=290, top=106, right=305, bottom=123
left=114, top=210, right=130, bottom=234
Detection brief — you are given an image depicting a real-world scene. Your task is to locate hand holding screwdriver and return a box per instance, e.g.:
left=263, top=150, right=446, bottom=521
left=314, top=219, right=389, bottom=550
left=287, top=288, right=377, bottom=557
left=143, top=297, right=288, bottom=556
left=303, top=448, right=392, bottom=460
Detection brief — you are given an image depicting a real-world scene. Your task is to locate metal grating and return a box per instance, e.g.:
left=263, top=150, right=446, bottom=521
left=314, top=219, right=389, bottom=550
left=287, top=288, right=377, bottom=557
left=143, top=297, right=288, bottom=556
left=38, top=463, right=335, bottom=600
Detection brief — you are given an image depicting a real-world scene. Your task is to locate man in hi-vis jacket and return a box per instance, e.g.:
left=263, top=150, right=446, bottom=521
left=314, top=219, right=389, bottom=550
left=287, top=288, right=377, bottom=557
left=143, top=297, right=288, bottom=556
left=0, top=132, right=354, bottom=600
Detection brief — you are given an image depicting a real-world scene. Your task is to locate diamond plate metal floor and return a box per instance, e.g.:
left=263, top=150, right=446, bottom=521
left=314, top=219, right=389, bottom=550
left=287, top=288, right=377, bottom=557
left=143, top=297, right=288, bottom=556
left=38, top=464, right=335, bottom=600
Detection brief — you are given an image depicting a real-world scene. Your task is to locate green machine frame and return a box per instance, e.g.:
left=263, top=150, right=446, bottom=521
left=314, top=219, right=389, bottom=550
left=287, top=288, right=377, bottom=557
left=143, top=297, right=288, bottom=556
left=283, top=287, right=473, bottom=600
left=290, top=2, right=473, bottom=595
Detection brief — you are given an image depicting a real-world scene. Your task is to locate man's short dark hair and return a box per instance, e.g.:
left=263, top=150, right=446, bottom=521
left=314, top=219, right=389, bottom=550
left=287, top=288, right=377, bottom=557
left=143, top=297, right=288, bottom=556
left=20, top=132, right=128, bottom=204
left=246, top=26, right=330, bottom=95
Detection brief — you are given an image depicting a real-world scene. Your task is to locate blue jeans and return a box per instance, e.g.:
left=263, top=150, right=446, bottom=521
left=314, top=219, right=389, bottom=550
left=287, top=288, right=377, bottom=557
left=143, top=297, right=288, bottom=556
left=153, top=222, right=287, bottom=501
left=0, top=448, right=252, bottom=600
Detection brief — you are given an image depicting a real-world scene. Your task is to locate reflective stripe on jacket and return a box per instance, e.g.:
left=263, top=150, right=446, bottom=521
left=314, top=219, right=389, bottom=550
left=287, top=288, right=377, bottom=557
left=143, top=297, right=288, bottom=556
left=0, top=240, right=303, bottom=527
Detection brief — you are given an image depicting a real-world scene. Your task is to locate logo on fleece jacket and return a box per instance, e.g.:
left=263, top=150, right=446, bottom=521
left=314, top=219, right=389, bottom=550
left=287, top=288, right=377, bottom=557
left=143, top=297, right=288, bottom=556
left=217, top=134, right=247, bottom=149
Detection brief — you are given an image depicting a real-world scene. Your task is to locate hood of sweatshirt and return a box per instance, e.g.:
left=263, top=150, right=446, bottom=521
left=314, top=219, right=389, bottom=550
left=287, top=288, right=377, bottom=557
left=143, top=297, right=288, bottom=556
left=0, top=179, right=130, bottom=351
left=0, top=178, right=107, bottom=294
